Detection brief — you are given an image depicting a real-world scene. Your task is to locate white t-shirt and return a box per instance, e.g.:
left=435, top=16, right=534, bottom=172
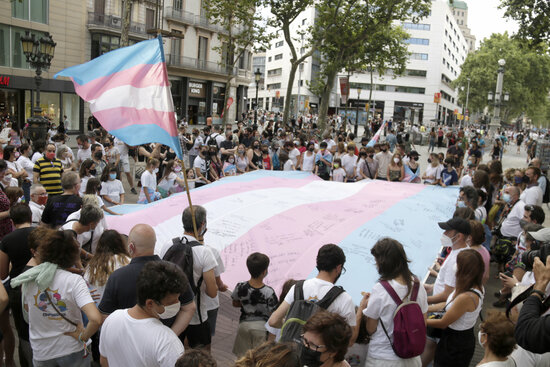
left=203, top=245, right=225, bottom=311
left=363, top=279, right=428, bottom=360
left=77, top=147, right=92, bottom=163
left=65, top=209, right=106, bottom=253
left=100, top=179, right=125, bottom=206
left=433, top=247, right=468, bottom=296
left=29, top=201, right=44, bottom=225
left=283, top=160, right=295, bottom=171
left=99, top=309, right=184, bottom=367
left=288, top=148, right=301, bottom=166
left=80, top=175, right=93, bottom=196
left=193, top=156, right=208, bottom=183
left=375, top=152, right=392, bottom=178
left=520, top=185, right=543, bottom=206
left=331, top=168, right=346, bottom=182
left=341, top=154, right=358, bottom=178
left=114, top=138, right=129, bottom=159
left=158, top=235, right=218, bottom=325
left=25, top=269, right=94, bottom=361
left=501, top=200, right=525, bottom=238
left=31, top=152, right=43, bottom=163
left=301, top=152, right=315, bottom=172
left=18, top=156, right=35, bottom=183
left=460, top=174, right=473, bottom=188
left=284, top=278, right=356, bottom=327
left=158, top=173, right=177, bottom=193
left=424, top=165, right=441, bottom=184
left=105, top=146, right=120, bottom=165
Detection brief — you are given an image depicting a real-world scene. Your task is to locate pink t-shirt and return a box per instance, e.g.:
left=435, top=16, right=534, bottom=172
left=474, top=246, right=491, bottom=283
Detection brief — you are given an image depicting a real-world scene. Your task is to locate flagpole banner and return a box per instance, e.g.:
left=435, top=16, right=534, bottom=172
left=54, top=36, right=183, bottom=159
left=106, top=171, right=458, bottom=304
left=367, top=120, right=387, bottom=147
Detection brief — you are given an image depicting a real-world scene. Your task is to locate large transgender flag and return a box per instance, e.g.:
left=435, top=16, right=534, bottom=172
left=106, top=171, right=459, bottom=304
left=54, top=36, right=182, bottom=158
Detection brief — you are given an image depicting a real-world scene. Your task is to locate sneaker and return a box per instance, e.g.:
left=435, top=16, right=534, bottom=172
left=492, top=298, right=508, bottom=308
left=131, top=187, right=137, bottom=195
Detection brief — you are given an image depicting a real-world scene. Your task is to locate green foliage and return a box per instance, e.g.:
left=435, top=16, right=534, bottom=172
left=454, top=33, right=550, bottom=123
left=500, top=0, right=550, bottom=47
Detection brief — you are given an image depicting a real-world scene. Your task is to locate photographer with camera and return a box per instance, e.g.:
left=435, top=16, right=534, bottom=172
left=514, top=229, right=550, bottom=355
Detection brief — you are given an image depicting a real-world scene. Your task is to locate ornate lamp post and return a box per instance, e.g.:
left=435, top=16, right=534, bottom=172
left=20, top=31, right=56, bottom=142
left=254, top=68, right=261, bottom=128
left=488, top=59, right=506, bottom=137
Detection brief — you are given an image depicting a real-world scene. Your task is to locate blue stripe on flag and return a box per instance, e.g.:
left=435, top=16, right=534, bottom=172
left=54, top=37, right=163, bottom=86
left=108, top=124, right=181, bottom=157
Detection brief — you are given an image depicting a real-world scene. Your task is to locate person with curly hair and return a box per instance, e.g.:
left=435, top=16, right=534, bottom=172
left=99, top=260, right=189, bottom=367
left=11, top=228, right=102, bottom=366
left=477, top=311, right=516, bottom=366
left=234, top=341, right=300, bottom=367
left=175, top=349, right=217, bottom=367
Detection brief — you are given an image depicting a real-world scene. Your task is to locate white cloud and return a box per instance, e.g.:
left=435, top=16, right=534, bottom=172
left=463, top=0, right=519, bottom=48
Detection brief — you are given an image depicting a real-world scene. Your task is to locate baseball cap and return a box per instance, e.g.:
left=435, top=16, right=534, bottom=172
left=438, top=217, right=471, bottom=235
left=529, top=227, right=550, bottom=243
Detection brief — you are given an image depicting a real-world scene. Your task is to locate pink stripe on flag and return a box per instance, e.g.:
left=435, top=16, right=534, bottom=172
left=93, top=108, right=177, bottom=135
left=106, top=176, right=319, bottom=234
left=220, top=181, right=425, bottom=293
left=73, top=62, right=169, bottom=101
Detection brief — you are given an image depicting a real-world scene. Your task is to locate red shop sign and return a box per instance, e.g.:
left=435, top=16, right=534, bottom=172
left=0, top=76, right=10, bottom=87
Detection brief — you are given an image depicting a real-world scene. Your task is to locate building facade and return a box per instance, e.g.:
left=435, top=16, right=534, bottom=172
left=449, top=0, right=476, bottom=52
left=341, top=0, right=469, bottom=127
left=0, top=0, right=88, bottom=132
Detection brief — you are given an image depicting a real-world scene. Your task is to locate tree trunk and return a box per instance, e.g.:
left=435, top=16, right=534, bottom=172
left=283, top=62, right=299, bottom=127
left=222, top=78, right=233, bottom=126
left=317, top=67, right=338, bottom=134
left=120, top=0, right=133, bottom=47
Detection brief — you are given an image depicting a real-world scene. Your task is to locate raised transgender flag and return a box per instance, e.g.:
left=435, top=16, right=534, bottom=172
left=54, top=36, right=182, bottom=158
left=367, top=120, right=387, bottom=147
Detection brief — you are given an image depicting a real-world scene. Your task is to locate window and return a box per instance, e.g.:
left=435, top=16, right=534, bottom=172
left=198, top=36, right=208, bottom=61
left=406, top=69, right=427, bottom=77
left=275, top=41, right=284, bottom=48
left=91, top=33, right=135, bottom=59
left=267, top=68, right=282, bottom=76
left=268, top=56, right=272, bottom=62
left=446, top=15, right=449, bottom=22
left=410, top=53, right=428, bottom=60
left=274, top=53, right=283, bottom=60
left=174, top=0, right=183, bottom=11
left=299, top=80, right=304, bottom=86
left=403, top=22, right=430, bottom=31
left=1, top=25, right=47, bottom=67
left=442, top=58, right=445, bottom=65
left=404, top=38, right=429, bottom=45
left=302, top=19, right=306, bottom=25
left=146, top=8, right=155, bottom=30
left=395, top=86, right=425, bottom=94
left=267, top=83, right=281, bottom=89
left=170, top=30, right=182, bottom=58
left=12, top=0, right=48, bottom=24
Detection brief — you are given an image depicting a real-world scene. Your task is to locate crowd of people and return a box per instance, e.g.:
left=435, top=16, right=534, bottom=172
left=0, top=113, right=547, bottom=367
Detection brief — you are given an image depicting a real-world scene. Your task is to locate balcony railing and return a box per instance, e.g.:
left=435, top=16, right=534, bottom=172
left=164, top=7, right=244, bottom=35
left=165, top=6, right=195, bottom=25
left=167, top=54, right=252, bottom=79
left=87, top=12, right=147, bottom=35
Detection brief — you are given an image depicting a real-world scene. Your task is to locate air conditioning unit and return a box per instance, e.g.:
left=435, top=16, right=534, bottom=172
left=111, top=16, right=121, bottom=27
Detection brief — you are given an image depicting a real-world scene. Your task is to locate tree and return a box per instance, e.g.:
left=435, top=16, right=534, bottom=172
left=203, top=0, right=272, bottom=124
left=311, top=0, right=431, bottom=133
left=454, top=33, right=550, bottom=124
left=269, top=0, right=316, bottom=126
left=500, top=0, right=550, bottom=47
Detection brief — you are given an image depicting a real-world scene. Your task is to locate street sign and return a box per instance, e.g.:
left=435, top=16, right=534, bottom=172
left=433, top=93, right=441, bottom=103
left=276, top=90, right=280, bottom=99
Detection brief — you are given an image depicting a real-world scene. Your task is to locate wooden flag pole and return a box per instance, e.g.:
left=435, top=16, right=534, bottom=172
left=178, top=133, right=201, bottom=243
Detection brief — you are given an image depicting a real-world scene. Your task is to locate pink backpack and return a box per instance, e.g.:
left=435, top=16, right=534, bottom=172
left=379, top=278, right=426, bottom=359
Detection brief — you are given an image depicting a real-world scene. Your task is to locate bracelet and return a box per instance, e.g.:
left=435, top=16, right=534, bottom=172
left=530, top=289, right=545, bottom=301
left=78, top=330, right=86, bottom=343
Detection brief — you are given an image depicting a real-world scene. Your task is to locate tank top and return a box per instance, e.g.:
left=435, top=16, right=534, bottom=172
left=262, top=155, right=271, bottom=170
left=302, top=152, right=315, bottom=172
left=446, top=288, right=484, bottom=331
left=236, top=156, right=248, bottom=172
left=252, top=151, right=263, bottom=169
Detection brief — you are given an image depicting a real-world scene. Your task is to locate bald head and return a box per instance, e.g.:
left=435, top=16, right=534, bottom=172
left=530, top=158, right=541, bottom=169
left=505, top=185, right=520, bottom=201
left=128, top=224, right=156, bottom=257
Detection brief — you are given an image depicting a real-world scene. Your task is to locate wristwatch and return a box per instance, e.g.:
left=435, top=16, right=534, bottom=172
left=530, top=289, right=545, bottom=301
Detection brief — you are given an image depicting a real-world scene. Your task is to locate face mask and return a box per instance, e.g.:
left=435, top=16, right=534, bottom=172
left=228, top=159, right=235, bottom=164
left=514, top=177, right=522, bottom=184
left=156, top=301, right=180, bottom=319
left=308, top=147, right=314, bottom=152
left=173, top=166, right=182, bottom=173
left=457, top=200, right=466, bottom=208
left=478, top=331, right=486, bottom=348
left=368, top=154, right=374, bottom=159
left=109, top=173, right=117, bottom=180
left=428, top=158, right=432, bottom=163
left=89, top=169, right=97, bottom=176
left=300, top=344, right=323, bottom=367
left=440, top=233, right=454, bottom=247
left=14, top=152, right=20, bottom=159
left=381, top=148, right=387, bottom=152
left=94, top=152, right=103, bottom=159
left=522, top=175, right=530, bottom=184
left=393, top=158, right=400, bottom=164
left=45, top=152, right=56, bottom=160
left=201, top=150, right=208, bottom=156
left=238, top=150, right=244, bottom=154
left=519, top=219, right=529, bottom=229
left=36, top=195, right=48, bottom=205
left=200, top=222, right=207, bottom=236
left=153, top=168, right=159, bottom=174
left=502, top=193, right=511, bottom=203
left=334, top=163, right=340, bottom=168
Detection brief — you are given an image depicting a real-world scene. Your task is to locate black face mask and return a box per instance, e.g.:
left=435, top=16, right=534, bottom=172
left=300, top=344, right=323, bottom=367
left=89, top=169, right=97, bottom=176
left=253, top=145, right=260, bottom=149
left=308, top=147, right=314, bottom=152
left=381, top=148, right=387, bottom=152
left=428, top=158, right=432, bottom=163
left=368, top=154, right=374, bottom=159
left=200, top=150, right=208, bottom=156
left=94, top=152, right=103, bottom=159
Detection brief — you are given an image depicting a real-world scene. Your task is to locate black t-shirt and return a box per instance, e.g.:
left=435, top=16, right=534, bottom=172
left=99, top=255, right=194, bottom=320
left=41, top=194, right=83, bottom=228
left=468, top=149, right=482, bottom=159
left=219, top=140, right=235, bottom=159
left=0, top=227, right=33, bottom=280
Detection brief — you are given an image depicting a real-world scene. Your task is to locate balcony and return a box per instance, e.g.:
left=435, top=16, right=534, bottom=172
left=167, top=54, right=251, bottom=80
left=164, top=7, right=244, bottom=35
left=165, top=6, right=195, bottom=26
left=87, top=12, right=148, bottom=38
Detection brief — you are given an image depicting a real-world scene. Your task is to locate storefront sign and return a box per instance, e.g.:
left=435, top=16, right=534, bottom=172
left=188, top=81, right=206, bottom=98
left=0, top=76, right=10, bottom=87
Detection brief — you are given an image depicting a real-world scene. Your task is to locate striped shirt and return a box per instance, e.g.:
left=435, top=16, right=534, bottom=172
left=33, top=157, right=63, bottom=195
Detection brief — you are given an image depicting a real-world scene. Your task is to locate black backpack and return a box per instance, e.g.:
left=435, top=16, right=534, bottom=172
left=280, top=280, right=344, bottom=343
left=543, top=176, right=550, bottom=204
left=163, top=237, right=204, bottom=321
left=207, top=133, right=219, bottom=148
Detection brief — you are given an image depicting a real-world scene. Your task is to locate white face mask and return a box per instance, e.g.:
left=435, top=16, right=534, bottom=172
left=393, top=158, right=400, bottom=164
left=478, top=331, right=486, bottom=348
left=153, top=168, right=159, bottom=174
left=440, top=233, right=454, bottom=247
left=156, top=301, right=180, bottom=319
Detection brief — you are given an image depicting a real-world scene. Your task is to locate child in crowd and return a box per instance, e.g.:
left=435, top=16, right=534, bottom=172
left=86, top=178, right=119, bottom=216
left=138, top=158, right=161, bottom=204
left=331, top=158, right=346, bottom=182
left=223, top=155, right=237, bottom=176
left=100, top=164, right=125, bottom=206
left=280, top=151, right=294, bottom=171
left=232, top=252, right=278, bottom=357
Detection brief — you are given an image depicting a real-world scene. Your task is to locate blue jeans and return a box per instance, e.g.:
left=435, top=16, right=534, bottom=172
left=33, top=350, right=90, bottom=367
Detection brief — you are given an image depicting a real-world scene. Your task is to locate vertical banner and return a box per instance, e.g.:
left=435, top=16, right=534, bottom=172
left=221, top=97, right=234, bottom=118
left=340, top=77, right=349, bottom=105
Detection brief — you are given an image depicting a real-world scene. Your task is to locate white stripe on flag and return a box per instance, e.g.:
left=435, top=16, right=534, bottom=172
left=89, top=85, right=174, bottom=113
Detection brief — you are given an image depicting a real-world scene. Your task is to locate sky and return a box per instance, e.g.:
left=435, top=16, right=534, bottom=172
left=463, top=0, right=519, bottom=48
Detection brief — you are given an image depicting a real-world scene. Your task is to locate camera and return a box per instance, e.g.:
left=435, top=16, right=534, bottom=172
left=521, top=243, right=550, bottom=271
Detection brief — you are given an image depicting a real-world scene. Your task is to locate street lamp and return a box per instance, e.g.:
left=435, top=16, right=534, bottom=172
left=354, top=87, right=362, bottom=136
left=465, top=77, right=470, bottom=127
left=254, top=68, right=261, bottom=128
left=488, top=58, right=506, bottom=136
left=21, top=31, right=56, bottom=142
